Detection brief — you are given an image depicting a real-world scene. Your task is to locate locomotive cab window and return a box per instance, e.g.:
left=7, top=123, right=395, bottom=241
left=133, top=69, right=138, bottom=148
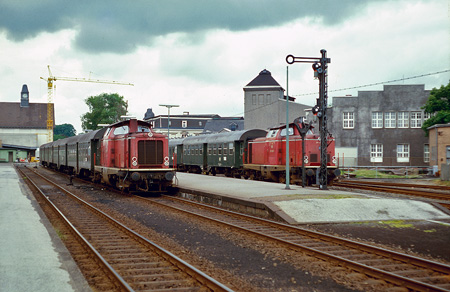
left=267, top=129, right=278, bottom=138
left=280, top=127, right=294, bottom=137
left=113, top=125, right=129, bottom=135
left=138, top=125, right=150, bottom=132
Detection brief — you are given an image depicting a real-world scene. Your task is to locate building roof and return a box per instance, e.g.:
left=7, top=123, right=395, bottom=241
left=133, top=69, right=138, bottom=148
left=202, top=117, right=244, bottom=133
left=245, top=69, right=282, bottom=87
left=0, top=102, right=53, bottom=129
left=427, top=123, right=450, bottom=130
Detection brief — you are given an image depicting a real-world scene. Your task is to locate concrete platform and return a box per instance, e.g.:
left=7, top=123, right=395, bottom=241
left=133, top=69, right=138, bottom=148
left=0, top=164, right=91, bottom=292
left=174, top=172, right=450, bottom=224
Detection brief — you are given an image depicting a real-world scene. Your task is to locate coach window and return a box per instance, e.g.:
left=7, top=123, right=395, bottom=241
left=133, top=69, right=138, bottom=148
left=229, top=143, right=234, bottom=155
left=213, top=145, right=217, bottom=155
left=199, top=147, right=203, bottom=155
left=223, top=144, right=228, bottom=155
left=218, top=144, right=222, bottom=155
left=208, top=145, right=212, bottom=155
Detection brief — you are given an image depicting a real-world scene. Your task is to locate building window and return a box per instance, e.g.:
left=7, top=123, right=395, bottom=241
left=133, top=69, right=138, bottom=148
left=410, top=112, right=422, bottom=128
left=397, top=144, right=410, bottom=163
left=424, top=144, right=430, bottom=163
left=370, top=144, right=383, bottom=163
left=424, top=112, right=431, bottom=120
left=398, top=112, right=409, bottom=128
left=371, top=112, right=383, bottom=128
left=258, top=94, right=264, bottom=105
left=182, top=120, right=187, bottom=128
left=343, top=112, right=354, bottom=129
left=265, top=94, right=271, bottom=104
left=252, top=94, right=257, bottom=105
left=385, top=112, right=396, bottom=128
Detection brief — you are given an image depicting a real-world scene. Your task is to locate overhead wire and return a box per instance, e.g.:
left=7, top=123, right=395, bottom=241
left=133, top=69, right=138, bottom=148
left=230, top=69, right=450, bottom=117
left=293, top=69, right=450, bottom=96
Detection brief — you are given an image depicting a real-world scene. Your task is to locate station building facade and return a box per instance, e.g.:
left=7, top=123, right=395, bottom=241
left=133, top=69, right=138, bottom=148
left=0, top=85, right=53, bottom=162
left=329, top=85, right=430, bottom=168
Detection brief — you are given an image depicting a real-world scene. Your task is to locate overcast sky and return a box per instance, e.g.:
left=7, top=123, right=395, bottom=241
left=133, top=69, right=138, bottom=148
left=0, top=0, right=448, bottom=133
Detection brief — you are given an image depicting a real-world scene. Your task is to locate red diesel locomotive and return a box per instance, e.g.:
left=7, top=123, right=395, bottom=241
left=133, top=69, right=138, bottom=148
left=40, top=118, right=175, bottom=192
left=170, top=117, right=339, bottom=186
left=244, top=118, right=339, bottom=185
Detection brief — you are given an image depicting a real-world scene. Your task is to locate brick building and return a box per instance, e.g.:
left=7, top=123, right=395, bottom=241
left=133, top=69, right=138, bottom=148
left=329, top=85, right=430, bottom=167
left=427, top=123, right=450, bottom=175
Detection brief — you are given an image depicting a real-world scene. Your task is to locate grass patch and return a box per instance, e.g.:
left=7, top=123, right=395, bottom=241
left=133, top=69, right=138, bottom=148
left=55, top=228, right=67, bottom=241
left=435, top=179, right=450, bottom=186
left=343, top=169, right=420, bottom=179
left=378, top=220, right=414, bottom=228
left=423, top=229, right=437, bottom=233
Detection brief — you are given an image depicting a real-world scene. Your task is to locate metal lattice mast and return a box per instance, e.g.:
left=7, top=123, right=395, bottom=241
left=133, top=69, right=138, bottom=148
left=318, top=49, right=329, bottom=190
left=286, top=49, right=331, bottom=190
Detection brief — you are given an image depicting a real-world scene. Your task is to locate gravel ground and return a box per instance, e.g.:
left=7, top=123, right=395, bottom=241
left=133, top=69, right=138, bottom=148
left=32, top=166, right=450, bottom=291
left=308, top=219, right=450, bottom=263
left=85, top=189, right=362, bottom=292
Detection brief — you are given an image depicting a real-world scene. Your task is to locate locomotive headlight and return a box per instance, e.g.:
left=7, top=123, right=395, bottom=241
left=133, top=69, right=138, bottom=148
left=334, top=169, right=341, bottom=177
left=131, top=172, right=140, bottom=181
left=165, top=171, right=174, bottom=181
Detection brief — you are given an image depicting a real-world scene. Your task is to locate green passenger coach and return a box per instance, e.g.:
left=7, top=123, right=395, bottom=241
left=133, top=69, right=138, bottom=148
left=169, top=129, right=267, bottom=177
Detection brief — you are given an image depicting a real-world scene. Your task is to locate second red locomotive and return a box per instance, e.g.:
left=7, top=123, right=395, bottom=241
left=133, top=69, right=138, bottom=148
left=170, top=117, right=339, bottom=186
left=244, top=118, right=339, bottom=185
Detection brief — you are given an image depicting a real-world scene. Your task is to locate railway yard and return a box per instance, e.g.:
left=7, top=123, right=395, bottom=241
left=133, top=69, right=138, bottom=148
left=3, top=163, right=450, bottom=292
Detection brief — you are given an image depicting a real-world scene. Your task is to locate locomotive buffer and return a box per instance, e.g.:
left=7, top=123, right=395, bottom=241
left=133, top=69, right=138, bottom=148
left=286, top=49, right=331, bottom=190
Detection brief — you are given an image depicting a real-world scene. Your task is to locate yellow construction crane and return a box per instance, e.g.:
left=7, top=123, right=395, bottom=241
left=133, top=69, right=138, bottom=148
left=40, top=65, right=134, bottom=142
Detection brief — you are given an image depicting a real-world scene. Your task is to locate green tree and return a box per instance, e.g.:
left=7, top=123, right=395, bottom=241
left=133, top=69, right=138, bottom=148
left=422, top=82, right=450, bottom=136
left=53, top=123, right=76, bottom=141
left=81, top=93, right=128, bottom=130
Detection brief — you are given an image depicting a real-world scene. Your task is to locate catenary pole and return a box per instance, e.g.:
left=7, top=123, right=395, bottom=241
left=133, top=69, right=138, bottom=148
left=285, top=66, right=290, bottom=189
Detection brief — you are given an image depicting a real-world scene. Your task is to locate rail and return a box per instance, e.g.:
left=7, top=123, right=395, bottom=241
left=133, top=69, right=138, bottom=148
left=134, top=194, right=450, bottom=292
left=18, top=165, right=233, bottom=292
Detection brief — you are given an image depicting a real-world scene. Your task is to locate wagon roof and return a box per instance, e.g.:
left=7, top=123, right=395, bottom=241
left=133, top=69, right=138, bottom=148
left=169, top=137, right=186, bottom=147
left=183, top=129, right=267, bottom=145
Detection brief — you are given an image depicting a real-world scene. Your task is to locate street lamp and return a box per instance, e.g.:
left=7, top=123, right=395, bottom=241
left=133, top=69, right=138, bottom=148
left=160, top=104, right=179, bottom=167
left=159, top=104, right=179, bottom=140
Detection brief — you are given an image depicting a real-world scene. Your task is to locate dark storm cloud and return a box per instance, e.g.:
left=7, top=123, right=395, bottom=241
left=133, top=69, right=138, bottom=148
left=0, top=0, right=386, bottom=53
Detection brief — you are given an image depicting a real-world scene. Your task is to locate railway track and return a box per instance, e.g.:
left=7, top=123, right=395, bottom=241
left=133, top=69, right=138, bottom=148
left=334, top=180, right=450, bottom=202
left=136, top=194, right=450, bottom=292
left=18, top=166, right=233, bottom=292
